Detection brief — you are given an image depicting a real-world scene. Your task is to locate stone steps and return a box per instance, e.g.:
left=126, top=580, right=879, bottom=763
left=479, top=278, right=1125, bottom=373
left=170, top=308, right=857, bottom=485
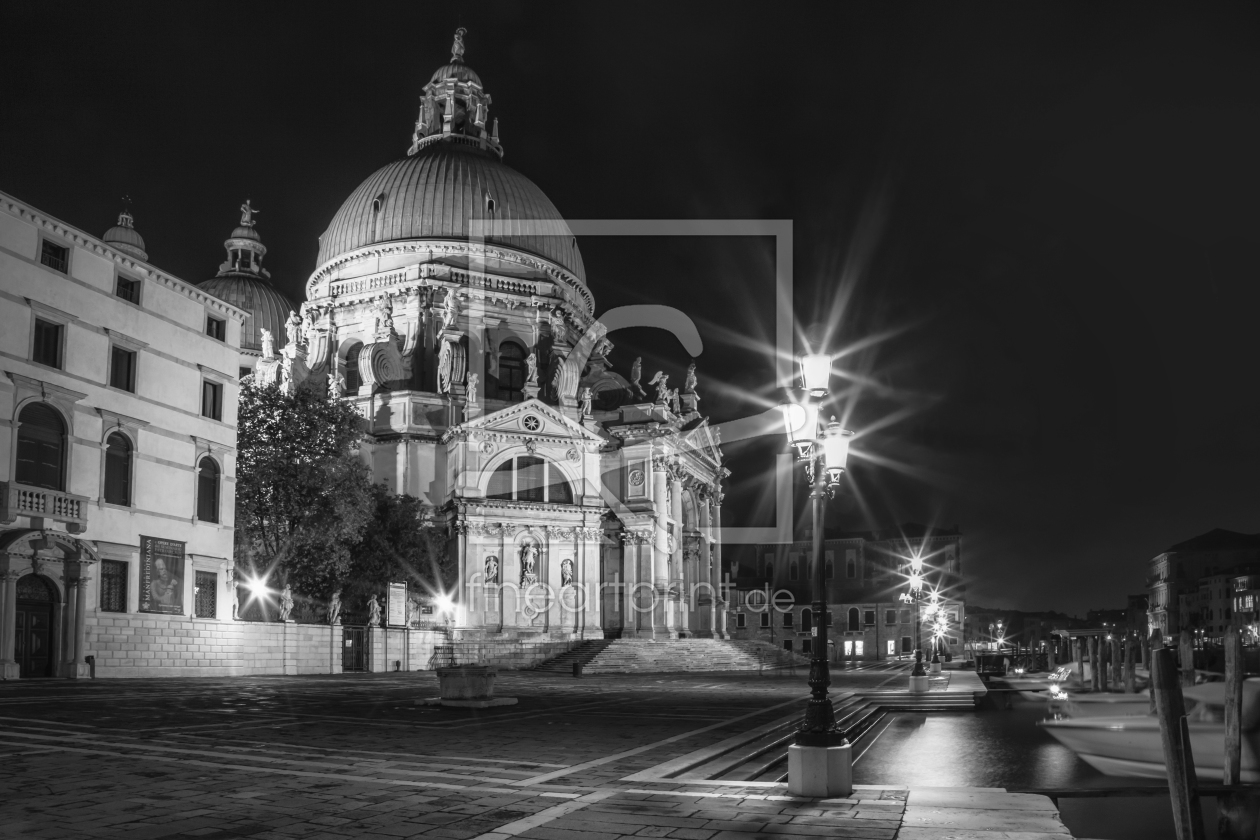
left=570, top=638, right=810, bottom=674
left=531, top=640, right=615, bottom=673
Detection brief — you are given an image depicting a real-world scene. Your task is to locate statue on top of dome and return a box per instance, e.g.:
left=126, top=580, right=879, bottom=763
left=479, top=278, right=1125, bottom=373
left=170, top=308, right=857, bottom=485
left=451, top=27, right=467, bottom=62
left=239, top=199, right=259, bottom=228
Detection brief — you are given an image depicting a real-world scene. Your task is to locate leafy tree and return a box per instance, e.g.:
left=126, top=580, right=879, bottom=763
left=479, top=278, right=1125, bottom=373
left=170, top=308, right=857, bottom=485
left=235, top=379, right=374, bottom=600
left=340, top=484, right=453, bottom=618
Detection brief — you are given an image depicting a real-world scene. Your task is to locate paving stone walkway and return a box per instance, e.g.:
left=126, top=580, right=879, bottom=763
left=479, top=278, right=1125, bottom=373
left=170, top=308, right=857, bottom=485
left=0, top=668, right=1074, bottom=839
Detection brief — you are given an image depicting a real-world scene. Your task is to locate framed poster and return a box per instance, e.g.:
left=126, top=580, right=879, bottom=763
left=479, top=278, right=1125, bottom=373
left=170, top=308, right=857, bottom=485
left=139, top=535, right=186, bottom=615
left=387, top=581, right=407, bottom=627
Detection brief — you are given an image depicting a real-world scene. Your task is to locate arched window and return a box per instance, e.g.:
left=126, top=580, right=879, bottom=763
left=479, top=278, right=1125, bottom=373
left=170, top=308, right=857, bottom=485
left=103, top=432, right=132, bottom=506
left=801, top=608, right=813, bottom=633
left=196, top=457, right=220, bottom=523
left=15, top=403, right=66, bottom=490
left=486, top=456, right=574, bottom=504
left=344, top=343, right=363, bottom=393
left=847, top=607, right=860, bottom=632
left=497, top=342, right=526, bottom=402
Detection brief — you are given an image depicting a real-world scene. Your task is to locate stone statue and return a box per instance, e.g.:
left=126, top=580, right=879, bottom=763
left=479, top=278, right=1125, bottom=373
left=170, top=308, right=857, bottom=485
left=549, top=307, right=568, bottom=344
left=368, top=595, right=382, bottom=628
left=467, top=372, right=479, bottom=402
left=560, top=558, right=574, bottom=587
left=331, top=372, right=346, bottom=398
left=580, top=386, right=593, bottom=416
left=260, top=328, right=276, bottom=360
left=440, top=292, right=459, bottom=333
left=630, top=357, right=646, bottom=398
left=284, top=310, right=302, bottom=348
left=648, top=371, right=669, bottom=405
left=229, top=573, right=240, bottom=620
left=328, top=590, right=342, bottom=625
left=239, top=199, right=259, bottom=227
left=526, top=351, right=538, bottom=384
left=451, top=26, right=466, bottom=61
left=683, top=361, right=697, bottom=394
left=373, top=297, right=394, bottom=340
left=669, top=387, right=681, bottom=414
left=485, top=555, right=499, bottom=584
left=437, top=341, right=453, bottom=393
left=520, top=543, right=538, bottom=586
left=279, top=585, right=294, bottom=622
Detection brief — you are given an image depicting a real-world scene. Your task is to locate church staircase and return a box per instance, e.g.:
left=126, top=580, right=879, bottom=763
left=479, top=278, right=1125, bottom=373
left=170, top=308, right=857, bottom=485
left=535, top=638, right=808, bottom=675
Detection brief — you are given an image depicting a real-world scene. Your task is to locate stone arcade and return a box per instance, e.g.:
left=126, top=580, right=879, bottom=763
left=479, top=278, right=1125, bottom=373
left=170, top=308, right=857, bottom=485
left=274, top=33, right=729, bottom=642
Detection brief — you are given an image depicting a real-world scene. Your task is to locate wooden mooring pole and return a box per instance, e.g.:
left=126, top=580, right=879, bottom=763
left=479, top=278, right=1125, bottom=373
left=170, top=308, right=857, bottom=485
left=1152, top=645, right=1204, bottom=840
left=1124, top=636, right=1136, bottom=693
left=1180, top=630, right=1196, bottom=688
left=1090, top=636, right=1101, bottom=692
left=1111, top=636, right=1122, bottom=689
left=1149, top=628, right=1163, bottom=714
left=1218, top=630, right=1259, bottom=840
left=1077, top=637, right=1086, bottom=684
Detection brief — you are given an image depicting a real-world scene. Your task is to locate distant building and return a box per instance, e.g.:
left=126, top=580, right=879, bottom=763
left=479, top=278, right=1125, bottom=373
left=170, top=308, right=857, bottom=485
left=1148, top=529, right=1260, bottom=637
left=0, top=192, right=245, bottom=679
left=733, top=524, right=964, bottom=661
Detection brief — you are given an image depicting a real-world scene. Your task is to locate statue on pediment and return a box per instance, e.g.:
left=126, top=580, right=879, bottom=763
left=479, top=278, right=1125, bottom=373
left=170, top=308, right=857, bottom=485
left=648, top=371, right=669, bottom=405
left=526, top=350, right=538, bottom=384
left=284, top=310, right=302, bottom=348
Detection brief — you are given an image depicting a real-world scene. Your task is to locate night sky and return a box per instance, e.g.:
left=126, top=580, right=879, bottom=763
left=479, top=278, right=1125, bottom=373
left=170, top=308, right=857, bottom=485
left=3, top=3, right=1258, bottom=615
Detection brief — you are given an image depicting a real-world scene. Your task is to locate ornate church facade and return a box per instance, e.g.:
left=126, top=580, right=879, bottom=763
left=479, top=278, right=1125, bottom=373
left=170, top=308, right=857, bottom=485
left=259, top=32, right=728, bottom=640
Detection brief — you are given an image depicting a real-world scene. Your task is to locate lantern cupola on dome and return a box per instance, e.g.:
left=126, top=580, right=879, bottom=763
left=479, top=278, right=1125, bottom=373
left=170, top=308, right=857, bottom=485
left=407, top=28, right=502, bottom=160
left=102, top=203, right=148, bottom=262
left=198, top=200, right=297, bottom=358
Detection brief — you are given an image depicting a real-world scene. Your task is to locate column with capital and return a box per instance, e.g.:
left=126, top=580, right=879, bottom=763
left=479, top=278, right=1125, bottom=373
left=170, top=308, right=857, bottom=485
left=650, top=462, right=671, bottom=638
left=713, top=495, right=727, bottom=638
left=70, top=570, right=91, bottom=679
left=60, top=574, right=77, bottom=676
left=669, top=472, right=684, bottom=637
left=0, top=568, right=20, bottom=679
left=698, top=498, right=716, bottom=638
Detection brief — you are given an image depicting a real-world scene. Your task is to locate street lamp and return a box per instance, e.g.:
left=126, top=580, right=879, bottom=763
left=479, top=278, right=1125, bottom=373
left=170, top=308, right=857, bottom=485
left=780, top=347, right=854, bottom=799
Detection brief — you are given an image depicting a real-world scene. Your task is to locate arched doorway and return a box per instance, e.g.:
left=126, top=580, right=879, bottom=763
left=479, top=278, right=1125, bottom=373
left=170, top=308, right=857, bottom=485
left=15, top=574, right=57, bottom=678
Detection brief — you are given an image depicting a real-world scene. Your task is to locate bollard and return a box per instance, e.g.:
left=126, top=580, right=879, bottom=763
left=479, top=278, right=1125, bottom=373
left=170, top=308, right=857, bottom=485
left=572, top=660, right=583, bottom=678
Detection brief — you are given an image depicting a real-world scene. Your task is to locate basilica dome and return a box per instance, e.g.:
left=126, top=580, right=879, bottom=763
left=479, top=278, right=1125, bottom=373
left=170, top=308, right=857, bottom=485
left=314, top=31, right=585, bottom=283
left=102, top=209, right=148, bottom=261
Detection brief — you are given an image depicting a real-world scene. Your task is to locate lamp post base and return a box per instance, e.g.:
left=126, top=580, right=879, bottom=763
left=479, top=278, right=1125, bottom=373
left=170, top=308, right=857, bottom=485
left=788, top=742, right=853, bottom=798
left=909, top=674, right=930, bottom=693
left=930, top=661, right=942, bottom=674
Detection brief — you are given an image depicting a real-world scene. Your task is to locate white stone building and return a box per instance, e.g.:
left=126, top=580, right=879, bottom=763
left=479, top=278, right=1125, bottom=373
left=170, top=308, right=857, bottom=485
left=0, top=193, right=245, bottom=678
left=275, top=33, right=730, bottom=641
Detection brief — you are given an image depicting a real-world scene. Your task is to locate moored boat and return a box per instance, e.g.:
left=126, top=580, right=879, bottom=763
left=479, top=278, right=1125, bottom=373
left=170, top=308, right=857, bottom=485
left=1038, top=679, right=1260, bottom=780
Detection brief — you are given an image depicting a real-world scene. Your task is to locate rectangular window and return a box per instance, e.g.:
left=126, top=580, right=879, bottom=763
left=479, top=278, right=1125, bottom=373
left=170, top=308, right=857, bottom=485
left=760, top=612, right=770, bottom=628
left=782, top=611, right=794, bottom=628
left=239, top=367, right=251, bottom=381
left=201, top=380, right=222, bottom=420
left=194, top=571, right=217, bottom=619
left=900, top=609, right=911, bottom=623
left=783, top=640, right=793, bottom=652
left=206, top=316, right=226, bottom=341
left=802, top=639, right=812, bottom=654
left=737, top=613, right=746, bottom=628
left=886, top=609, right=897, bottom=625
left=864, top=610, right=875, bottom=626
left=40, top=240, right=69, bottom=272
left=32, top=318, right=63, bottom=368
left=99, top=559, right=128, bottom=613
left=116, top=276, right=141, bottom=304
left=110, top=346, right=137, bottom=392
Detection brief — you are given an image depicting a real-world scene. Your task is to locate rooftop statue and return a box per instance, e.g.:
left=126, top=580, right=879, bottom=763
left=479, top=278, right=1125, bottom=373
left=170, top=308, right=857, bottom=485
left=648, top=370, right=669, bottom=405
left=683, top=361, right=697, bottom=394
left=239, top=199, right=259, bottom=228
left=451, top=27, right=467, bottom=62
left=630, top=357, right=646, bottom=399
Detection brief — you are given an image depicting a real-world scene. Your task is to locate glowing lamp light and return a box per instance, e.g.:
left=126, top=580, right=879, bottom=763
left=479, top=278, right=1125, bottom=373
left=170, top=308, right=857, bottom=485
left=435, top=594, right=454, bottom=615
left=245, top=575, right=269, bottom=601
left=909, top=553, right=925, bottom=574
left=908, top=573, right=924, bottom=592
left=800, top=352, right=833, bottom=397
left=822, top=418, right=853, bottom=484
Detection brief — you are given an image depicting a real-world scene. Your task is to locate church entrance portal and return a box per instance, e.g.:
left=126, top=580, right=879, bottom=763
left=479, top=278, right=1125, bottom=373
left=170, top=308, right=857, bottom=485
left=15, top=575, right=57, bottom=678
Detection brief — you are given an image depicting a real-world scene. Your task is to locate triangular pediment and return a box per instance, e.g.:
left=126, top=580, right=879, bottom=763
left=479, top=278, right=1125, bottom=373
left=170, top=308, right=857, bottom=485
left=449, top=398, right=605, bottom=443
left=678, top=418, right=722, bottom=467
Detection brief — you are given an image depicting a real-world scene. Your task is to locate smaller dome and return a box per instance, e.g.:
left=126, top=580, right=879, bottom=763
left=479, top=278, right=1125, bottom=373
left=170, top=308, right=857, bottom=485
left=430, top=61, right=482, bottom=87
left=200, top=275, right=295, bottom=355
left=230, top=225, right=261, bottom=242
left=103, top=209, right=148, bottom=261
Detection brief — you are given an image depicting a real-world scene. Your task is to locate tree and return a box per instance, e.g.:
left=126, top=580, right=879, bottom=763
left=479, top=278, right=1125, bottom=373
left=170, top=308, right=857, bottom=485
left=235, top=379, right=374, bottom=599
left=340, top=484, right=453, bottom=618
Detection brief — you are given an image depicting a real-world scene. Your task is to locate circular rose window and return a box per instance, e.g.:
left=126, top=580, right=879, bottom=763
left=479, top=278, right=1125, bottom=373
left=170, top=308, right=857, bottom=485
left=522, top=415, right=542, bottom=432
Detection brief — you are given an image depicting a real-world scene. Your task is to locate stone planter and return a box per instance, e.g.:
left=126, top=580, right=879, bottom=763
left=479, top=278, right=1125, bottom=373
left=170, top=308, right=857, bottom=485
left=930, top=661, right=942, bottom=674
left=437, top=666, right=496, bottom=700
left=909, top=675, right=930, bottom=693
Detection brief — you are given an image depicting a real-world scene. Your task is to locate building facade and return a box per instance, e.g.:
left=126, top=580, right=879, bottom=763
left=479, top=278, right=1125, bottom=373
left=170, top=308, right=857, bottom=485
left=0, top=193, right=245, bottom=679
left=732, top=525, right=963, bottom=661
left=1147, top=529, right=1260, bottom=637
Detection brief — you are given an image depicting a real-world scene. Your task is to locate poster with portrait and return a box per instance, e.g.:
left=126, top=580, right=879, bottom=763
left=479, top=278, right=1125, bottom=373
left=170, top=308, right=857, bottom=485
left=139, top=535, right=186, bottom=614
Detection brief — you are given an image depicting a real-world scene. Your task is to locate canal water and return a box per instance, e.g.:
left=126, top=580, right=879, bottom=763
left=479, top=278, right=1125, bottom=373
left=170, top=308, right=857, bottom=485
left=853, top=691, right=1224, bottom=840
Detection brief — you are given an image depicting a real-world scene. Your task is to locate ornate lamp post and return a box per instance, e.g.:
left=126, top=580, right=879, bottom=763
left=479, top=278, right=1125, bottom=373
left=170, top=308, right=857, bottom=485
left=781, top=348, right=854, bottom=799
left=899, top=559, right=931, bottom=690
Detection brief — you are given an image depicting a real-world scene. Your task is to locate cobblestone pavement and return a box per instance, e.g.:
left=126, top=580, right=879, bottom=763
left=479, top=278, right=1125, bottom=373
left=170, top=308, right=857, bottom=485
left=0, top=667, right=942, bottom=840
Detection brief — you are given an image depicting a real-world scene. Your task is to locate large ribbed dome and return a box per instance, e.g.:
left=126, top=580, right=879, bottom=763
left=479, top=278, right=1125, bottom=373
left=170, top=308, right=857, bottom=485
left=200, top=275, right=295, bottom=354
left=316, top=143, right=586, bottom=281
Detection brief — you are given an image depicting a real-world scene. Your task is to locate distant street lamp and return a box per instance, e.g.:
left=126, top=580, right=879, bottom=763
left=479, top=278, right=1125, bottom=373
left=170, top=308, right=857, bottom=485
left=780, top=345, right=854, bottom=799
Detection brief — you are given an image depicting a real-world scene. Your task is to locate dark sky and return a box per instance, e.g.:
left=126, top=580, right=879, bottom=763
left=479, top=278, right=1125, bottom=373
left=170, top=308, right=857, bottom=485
left=4, top=2, right=1258, bottom=615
